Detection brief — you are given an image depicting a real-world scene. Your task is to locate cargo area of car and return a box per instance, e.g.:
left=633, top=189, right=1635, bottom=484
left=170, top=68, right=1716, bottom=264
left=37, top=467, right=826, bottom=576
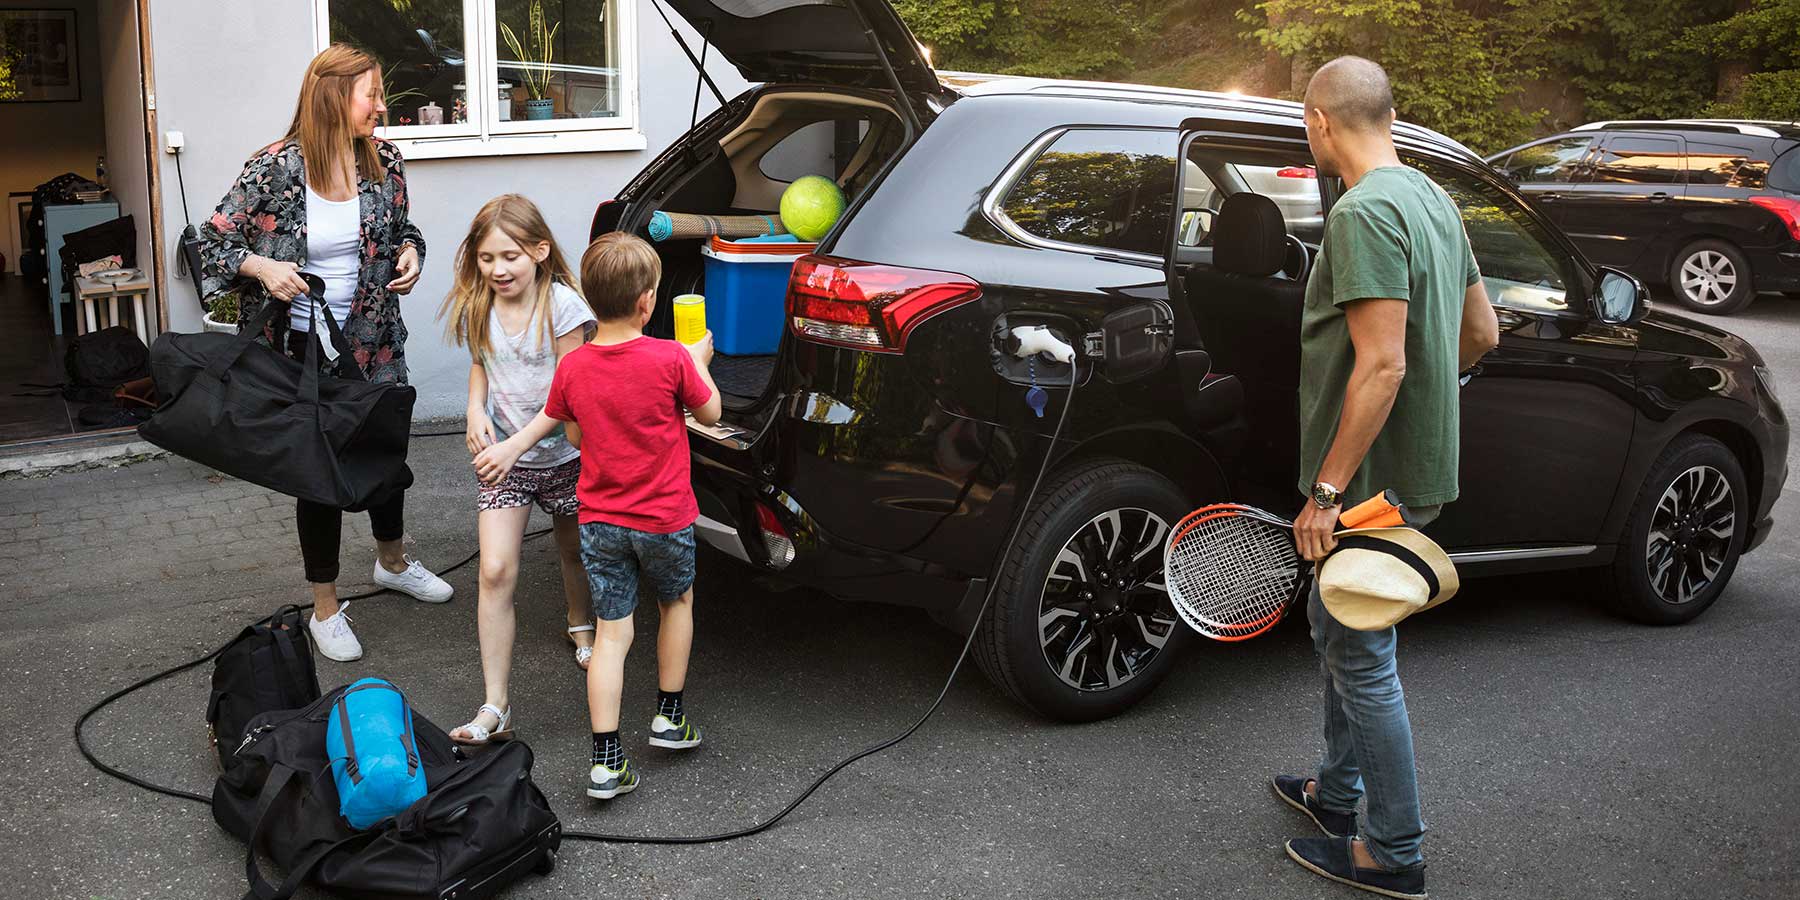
left=631, top=90, right=909, bottom=405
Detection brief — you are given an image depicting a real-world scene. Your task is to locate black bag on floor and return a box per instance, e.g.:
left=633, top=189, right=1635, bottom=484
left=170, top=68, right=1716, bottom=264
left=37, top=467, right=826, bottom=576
left=207, top=605, right=320, bottom=770
left=213, top=685, right=561, bottom=900
left=67, top=325, right=151, bottom=392
left=138, top=274, right=415, bottom=512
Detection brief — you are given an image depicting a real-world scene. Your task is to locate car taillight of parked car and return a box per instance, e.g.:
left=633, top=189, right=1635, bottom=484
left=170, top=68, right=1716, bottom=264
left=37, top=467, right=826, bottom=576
left=1275, top=166, right=1317, bottom=179
left=1748, top=196, right=1800, bottom=241
left=786, top=254, right=982, bottom=354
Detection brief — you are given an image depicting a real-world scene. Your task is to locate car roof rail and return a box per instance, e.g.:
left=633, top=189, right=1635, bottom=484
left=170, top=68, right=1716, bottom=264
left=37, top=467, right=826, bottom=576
left=1571, top=119, right=1799, bottom=138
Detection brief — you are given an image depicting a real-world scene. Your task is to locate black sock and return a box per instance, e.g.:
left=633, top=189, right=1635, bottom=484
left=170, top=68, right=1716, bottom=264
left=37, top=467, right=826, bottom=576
left=591, top=731, right=622, bottom=768
left=657, top=691, right=683, bottom=720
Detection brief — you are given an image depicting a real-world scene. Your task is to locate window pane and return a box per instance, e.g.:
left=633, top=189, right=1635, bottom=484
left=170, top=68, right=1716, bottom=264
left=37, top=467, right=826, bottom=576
left=1000, top=130, right=1176, bottom=257
left=329, top=0, right=467, bottom=128
left=1590, top=137, right=1683, bottom=186
left=1499, top=138, right=1591, bottom=183
left=1411, top=158, right=1575, bottom=314
left=495, top=0, right=620, bottom=122
left=1687, top=139, right=1770, bottom=188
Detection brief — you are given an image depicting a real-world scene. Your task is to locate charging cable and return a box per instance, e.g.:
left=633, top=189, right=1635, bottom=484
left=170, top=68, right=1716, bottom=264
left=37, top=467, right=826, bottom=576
left=74, top=357, right=1083, bottom=847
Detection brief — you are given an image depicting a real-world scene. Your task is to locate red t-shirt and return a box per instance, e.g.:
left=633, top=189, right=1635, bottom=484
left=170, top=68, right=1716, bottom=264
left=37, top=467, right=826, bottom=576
left=544, top=337, right=714, bottom=533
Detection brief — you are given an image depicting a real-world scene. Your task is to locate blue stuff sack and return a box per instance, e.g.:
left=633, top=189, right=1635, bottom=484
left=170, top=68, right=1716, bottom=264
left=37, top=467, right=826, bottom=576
left=325, top=677, right=427, bottom=829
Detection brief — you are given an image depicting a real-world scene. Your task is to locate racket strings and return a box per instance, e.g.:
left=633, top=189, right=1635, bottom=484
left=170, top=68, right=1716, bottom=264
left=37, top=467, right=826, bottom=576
left=1166, top=514, right=1301, bottom=633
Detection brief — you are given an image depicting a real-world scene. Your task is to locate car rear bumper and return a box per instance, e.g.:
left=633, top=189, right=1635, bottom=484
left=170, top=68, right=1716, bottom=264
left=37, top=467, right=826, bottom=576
left=1749, top=247, right=1800, bottom=292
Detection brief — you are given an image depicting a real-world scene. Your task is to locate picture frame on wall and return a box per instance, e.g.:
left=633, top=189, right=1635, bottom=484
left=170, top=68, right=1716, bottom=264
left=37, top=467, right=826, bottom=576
left=0, top=9, right=81, bottom=103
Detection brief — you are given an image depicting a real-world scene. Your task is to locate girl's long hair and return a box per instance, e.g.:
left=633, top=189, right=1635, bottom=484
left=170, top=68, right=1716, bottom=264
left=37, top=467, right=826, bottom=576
left=284, top=44, right=385, bottom=194
left=440, top=194, right=578, bottom=361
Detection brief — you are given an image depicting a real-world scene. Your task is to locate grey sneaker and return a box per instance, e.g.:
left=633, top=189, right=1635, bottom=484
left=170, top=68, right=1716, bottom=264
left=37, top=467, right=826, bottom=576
left=648, top=713, right=702, bottom=749
left=373, top=557, right=453, bottom=603
left=587, top=758, right=639, bottom=800
left=308, top=604, right=363, bottom=662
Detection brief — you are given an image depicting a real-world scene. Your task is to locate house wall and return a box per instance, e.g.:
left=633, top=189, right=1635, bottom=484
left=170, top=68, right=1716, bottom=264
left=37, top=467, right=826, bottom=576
left=0, top=0, right=105, bottom=274
left=96, top=0, right=152, bottom=299
left=147, top=0, right=748, bottom=418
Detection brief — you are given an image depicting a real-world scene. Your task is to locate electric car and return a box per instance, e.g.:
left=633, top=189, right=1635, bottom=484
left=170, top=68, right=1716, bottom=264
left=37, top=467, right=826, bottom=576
left=592, top=0, right=1789, bottom=722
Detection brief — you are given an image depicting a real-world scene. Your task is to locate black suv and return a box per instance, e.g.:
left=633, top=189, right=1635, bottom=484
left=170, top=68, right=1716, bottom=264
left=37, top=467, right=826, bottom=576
left=594, top=1, right=1788, bottom=721
left=1487, top=120, right=1800, bottom=315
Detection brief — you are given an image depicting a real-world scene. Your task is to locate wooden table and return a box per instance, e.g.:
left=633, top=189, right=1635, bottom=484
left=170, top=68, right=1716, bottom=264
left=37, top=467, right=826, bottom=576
left=73, top=271, right=155, bottom=345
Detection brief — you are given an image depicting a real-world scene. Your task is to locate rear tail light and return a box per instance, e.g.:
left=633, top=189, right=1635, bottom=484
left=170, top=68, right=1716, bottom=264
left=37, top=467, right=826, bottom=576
left=1275, top=166, right=1317, bottom=179
left=754, top=504, right=795, bottom=570
left=787, top=255, right=982, bottom=353
left=1749, top=196, right=1800, bottom=241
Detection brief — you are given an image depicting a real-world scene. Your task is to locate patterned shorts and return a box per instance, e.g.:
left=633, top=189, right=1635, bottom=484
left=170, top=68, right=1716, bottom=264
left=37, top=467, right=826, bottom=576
left=477, top=457, right=580, bottom=517
left=579, top=522, right=697, bottom=621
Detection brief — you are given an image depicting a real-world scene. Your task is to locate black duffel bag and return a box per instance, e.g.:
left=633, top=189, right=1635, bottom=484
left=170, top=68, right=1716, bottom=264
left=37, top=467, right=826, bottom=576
left=215, top=685, right=561, bottom=900
left=206, top=605, right=320, bottom=770
left=139, top=274, right=414, bottom=512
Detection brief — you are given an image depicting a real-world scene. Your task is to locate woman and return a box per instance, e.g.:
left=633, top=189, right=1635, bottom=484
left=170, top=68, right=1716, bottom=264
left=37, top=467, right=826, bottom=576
left=197, top=44, right=451, bottom=661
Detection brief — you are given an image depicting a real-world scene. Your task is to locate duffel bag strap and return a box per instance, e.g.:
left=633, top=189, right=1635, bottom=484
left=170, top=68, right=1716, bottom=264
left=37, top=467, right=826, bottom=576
left=201, top=298, right=286, bottom=385
left=242, top=763, right=372, bottom=900
left=266, top=610, right=314, bottom=706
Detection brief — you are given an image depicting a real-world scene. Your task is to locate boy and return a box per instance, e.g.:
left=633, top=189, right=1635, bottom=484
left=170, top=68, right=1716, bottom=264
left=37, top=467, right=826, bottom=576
left=475, top=232, right=722, bottom=800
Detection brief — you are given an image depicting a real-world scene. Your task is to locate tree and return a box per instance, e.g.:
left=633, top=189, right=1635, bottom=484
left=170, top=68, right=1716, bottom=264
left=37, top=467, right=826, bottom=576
left=1682, top=0, right=1800, bottom=117
left=894, top=0, right=1148, bottom=79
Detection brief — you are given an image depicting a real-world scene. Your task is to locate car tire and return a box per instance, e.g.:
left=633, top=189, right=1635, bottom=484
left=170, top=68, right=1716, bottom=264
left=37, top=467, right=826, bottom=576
left=1608, top=434, right=1748, bottom=625
left=1669, top=239, right=1755, bottom=315
left=973, top=458, right=1193, bottom=722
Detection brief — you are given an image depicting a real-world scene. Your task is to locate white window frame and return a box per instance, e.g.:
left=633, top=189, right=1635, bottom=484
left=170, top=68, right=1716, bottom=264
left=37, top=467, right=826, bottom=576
left=312, top=0, right=645, bottom=159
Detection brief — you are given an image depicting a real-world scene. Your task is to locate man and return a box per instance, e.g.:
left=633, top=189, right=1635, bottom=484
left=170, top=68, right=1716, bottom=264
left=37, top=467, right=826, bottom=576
left=1272, top=56, right=1499, bottom=899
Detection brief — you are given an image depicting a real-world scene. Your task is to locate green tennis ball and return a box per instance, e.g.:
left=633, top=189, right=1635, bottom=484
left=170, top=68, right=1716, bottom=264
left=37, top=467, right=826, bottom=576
left=779, top=175, right=847, bottom=242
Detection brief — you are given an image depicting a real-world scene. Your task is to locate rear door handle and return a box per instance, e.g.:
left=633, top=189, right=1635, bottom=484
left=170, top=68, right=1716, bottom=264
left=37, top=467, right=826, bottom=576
left=1649, top=191, right=1670, bottom=203
left=1459, top=363, right=1484, bottom=387
left=1537, top=192, right=1560, bottom=202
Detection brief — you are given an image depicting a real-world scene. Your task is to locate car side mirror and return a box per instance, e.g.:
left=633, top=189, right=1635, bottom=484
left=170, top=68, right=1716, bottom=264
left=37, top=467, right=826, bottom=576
left=1178, top=208, right=1215, bottom=247
left=1594, top=268, right=1648, bottom=324
left=1094, top=301, right=1174, bottom=384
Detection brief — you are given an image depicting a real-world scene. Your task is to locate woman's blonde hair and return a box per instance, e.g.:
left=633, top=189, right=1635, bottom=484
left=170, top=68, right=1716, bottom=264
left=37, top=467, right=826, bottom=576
left=284, top=44, right=385, bottom=195
left=440, top=194, right=578, bottom=361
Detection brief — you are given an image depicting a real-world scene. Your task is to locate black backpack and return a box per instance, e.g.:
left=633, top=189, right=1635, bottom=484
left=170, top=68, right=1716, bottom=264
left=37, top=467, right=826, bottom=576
left=16, top=326, right=151, bottom=405
left=206, top=605, right=320, bottom=769
left=213, top=686, right=561, bottom=900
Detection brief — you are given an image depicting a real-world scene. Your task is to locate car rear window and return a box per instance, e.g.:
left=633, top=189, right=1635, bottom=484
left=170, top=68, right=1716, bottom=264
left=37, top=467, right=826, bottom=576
left=1772, top=143, right=1800, bottom=194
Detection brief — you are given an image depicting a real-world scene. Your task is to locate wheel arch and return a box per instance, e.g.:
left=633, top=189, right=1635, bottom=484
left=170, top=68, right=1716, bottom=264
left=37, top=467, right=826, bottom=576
left=1605, top=415, right=1765, bottom=544
left=1053, top=423, right=1229, bottom=506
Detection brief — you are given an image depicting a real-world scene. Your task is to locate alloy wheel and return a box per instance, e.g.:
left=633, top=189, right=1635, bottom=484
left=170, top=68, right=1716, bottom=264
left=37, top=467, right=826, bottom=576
left=1038, top=508, right=1179, bottom=691
left=1678, top=250, right=1739, bottom=308
left=1644, top=464, right=1736, bottom=605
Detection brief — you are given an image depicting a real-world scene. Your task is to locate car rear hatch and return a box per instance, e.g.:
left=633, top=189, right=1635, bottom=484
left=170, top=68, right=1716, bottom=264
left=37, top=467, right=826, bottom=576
left=662, top=0, right=941, bottom=95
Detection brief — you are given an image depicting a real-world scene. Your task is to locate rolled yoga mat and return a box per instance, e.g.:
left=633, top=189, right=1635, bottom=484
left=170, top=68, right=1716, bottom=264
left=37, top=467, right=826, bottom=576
left=647, top=210, right=784, bottom=242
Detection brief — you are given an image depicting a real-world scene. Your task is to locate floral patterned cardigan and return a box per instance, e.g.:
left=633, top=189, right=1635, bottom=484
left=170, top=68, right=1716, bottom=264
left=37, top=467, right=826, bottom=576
left=197, top=137, right=425, bottom=385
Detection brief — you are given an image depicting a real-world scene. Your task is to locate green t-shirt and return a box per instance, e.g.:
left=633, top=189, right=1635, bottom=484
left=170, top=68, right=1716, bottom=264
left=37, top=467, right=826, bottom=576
left=1298, top=165, right=1480, bottom=508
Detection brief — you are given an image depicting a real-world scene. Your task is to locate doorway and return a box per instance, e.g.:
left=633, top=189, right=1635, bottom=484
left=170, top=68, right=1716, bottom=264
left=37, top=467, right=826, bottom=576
left=0, top=0, right=163, bottom=445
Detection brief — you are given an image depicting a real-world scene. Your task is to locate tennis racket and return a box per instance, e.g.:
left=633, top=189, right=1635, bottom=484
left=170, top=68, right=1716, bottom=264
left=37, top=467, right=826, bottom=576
left=1162, top=491, right=1407, bottom=641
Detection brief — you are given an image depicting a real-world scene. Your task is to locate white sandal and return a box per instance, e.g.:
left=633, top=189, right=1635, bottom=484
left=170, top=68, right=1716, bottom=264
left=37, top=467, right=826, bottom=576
left=567, top=624, right=595, bottom=669
left=450, top=703, right=513, bottom=745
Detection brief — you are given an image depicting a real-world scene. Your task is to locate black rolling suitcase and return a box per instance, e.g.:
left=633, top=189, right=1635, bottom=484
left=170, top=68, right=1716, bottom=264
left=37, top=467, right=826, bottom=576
left=213, top=685, right=561, bottom=900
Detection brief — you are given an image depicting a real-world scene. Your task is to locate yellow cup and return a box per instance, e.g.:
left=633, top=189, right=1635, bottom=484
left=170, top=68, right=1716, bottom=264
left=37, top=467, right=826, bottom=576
left=672, top=293, right=707, bottom=345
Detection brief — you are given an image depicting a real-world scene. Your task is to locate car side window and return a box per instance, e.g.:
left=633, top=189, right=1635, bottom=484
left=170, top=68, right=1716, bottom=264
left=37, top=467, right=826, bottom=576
left=998, top=129, right=1177, bottom=258
left=1499, top=137, right=1593, bottom=183
left=1409, top=158, right=1582, bottom=315
left=1686, top=139, right=1770, bottom=189
left=1590, top=137, right=1684, bottom=185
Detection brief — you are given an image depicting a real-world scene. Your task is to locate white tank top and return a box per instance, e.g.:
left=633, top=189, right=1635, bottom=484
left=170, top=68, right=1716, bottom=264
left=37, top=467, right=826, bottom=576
left=292, top=186, right=361, bottom=340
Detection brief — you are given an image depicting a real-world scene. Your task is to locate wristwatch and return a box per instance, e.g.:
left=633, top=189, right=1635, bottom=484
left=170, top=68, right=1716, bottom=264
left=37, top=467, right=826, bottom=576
left=1310, top=481, right=1343, bottom=510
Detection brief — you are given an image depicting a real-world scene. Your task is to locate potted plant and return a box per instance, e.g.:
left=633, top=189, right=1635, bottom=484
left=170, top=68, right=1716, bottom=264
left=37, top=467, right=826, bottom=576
left=202, top=291, right=239, bottom=333
left=501, top=1, right=559, bottom=120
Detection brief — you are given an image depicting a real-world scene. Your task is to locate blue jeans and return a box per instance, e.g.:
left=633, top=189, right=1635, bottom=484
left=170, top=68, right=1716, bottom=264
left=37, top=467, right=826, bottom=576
left=1307, top=580, right=1425, bottom=870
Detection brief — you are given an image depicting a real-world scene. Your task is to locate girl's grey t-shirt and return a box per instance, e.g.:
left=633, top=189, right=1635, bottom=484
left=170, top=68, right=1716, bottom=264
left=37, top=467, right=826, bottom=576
left=485, top=281, right=595, bottom=469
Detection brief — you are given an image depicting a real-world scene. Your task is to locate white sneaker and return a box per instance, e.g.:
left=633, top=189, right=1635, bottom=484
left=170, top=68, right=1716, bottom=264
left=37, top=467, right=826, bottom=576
left=309, top=604, right=364, bottom=662
left=373, top=556, right=453, bottom=603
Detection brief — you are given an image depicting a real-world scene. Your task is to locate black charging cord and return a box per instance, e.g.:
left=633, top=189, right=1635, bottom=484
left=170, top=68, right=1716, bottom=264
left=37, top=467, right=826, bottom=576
left=74, top=361, right=1081, bottom=847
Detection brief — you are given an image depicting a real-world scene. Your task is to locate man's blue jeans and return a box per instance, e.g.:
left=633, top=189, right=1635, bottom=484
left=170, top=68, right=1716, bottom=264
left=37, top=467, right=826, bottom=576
left=1307, top=580, right=1425, bottom=871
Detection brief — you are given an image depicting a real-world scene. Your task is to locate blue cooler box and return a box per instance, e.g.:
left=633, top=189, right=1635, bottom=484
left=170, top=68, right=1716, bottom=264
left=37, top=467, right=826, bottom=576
left=699, top=237, right=815, bottom=355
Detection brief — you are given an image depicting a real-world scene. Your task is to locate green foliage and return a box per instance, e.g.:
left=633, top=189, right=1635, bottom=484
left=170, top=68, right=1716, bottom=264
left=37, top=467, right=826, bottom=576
left=894, top=0, right=1147, bottom=79
left=1706, top=69, right=1800, bottom=118
left=1557, top=0, right=1728, bottom=125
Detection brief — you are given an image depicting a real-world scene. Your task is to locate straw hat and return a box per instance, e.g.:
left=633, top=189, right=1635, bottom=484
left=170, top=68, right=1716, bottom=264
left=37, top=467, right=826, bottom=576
left=1318, top=527, right=1459, bottom=630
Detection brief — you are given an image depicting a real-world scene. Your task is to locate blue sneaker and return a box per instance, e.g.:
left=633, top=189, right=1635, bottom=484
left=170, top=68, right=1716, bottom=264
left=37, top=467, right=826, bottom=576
left=648, top=713, right=702, bottom=750
left=1272, top=774, right=1357, bottom=839
left=1285, top=836, right=1426, bottom=900
left=586, top=758, right=638, bottom=800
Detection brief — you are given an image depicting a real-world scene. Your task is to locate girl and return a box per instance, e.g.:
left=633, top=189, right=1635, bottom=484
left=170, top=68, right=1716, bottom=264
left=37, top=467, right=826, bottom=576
left=197, top=44, right=448, bottom=663
left=441, top=195, right=597, bottom=744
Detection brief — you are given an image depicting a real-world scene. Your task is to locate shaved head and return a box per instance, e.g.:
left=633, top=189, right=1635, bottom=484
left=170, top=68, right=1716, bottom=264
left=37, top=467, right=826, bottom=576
left=1304, top=56, right=1394, bottom=134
